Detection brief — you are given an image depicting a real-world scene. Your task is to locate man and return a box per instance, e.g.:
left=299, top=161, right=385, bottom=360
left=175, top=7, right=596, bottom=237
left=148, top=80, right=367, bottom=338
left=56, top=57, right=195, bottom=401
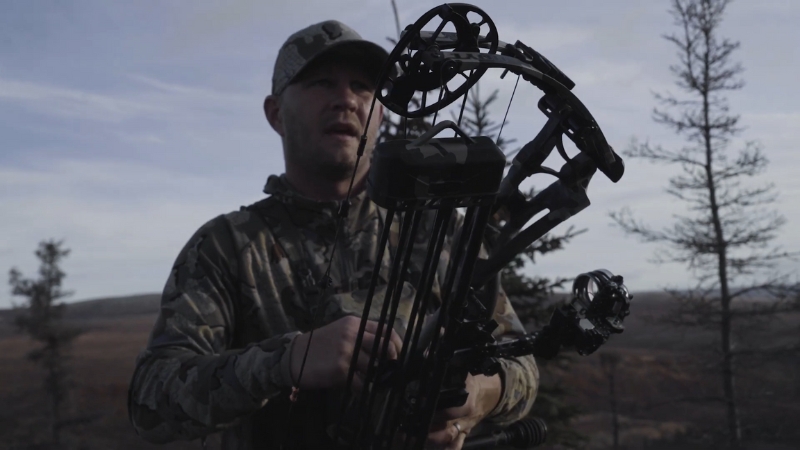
left=128, top=20, right=538, bottom=450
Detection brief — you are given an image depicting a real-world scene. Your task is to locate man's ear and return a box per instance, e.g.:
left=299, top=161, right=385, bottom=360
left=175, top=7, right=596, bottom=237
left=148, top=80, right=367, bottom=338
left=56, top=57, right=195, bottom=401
left=264, top=95, right=284, bottom=137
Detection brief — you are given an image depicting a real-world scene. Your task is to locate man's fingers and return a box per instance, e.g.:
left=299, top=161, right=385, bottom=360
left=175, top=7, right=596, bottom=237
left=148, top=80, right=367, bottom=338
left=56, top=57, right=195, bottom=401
left=426, top=427, right=453, bottom=447
left=355, top=328, right=402, bottom=360
left=448, top=430, right=467, bottom=450
left=341, top=321, right=404, bottom=387
left=389, top=329, right=403, bottom=358
left=355, top=342, right=395, bottom=374
left=435, top=404, right=470, bottom=422
left=426, top=421, right=462, bottom=447
left=355, top=332, right=376, bottom=372
left=350, top=371, right=365, bottom=394
left=427, top=421, right=469, bottom=450
left=362, top=320, right=379, bottom=335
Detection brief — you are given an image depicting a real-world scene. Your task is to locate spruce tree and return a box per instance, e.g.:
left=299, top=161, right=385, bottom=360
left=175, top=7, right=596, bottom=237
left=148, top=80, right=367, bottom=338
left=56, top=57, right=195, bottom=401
left=9, top=239, right=83, bottom=446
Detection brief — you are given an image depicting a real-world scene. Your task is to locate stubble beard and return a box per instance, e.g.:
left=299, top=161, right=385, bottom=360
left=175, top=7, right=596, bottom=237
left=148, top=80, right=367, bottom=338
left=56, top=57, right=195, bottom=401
left=285, top=139, right=358, bottom=183
left=282, top=115, right=377, bottom=184
left=310, top=158, right=355, bottom=182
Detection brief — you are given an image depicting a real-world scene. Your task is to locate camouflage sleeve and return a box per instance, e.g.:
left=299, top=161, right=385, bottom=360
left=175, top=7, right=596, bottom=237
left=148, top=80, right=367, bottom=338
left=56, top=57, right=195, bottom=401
left=127, top=216, right=299, bottom=443
left=484, top=286, right=539, bottom=427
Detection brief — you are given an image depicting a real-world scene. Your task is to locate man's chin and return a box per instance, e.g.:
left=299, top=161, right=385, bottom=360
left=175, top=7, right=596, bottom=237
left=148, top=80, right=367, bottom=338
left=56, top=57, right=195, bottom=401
left=312, top=161, right=357, bottom=182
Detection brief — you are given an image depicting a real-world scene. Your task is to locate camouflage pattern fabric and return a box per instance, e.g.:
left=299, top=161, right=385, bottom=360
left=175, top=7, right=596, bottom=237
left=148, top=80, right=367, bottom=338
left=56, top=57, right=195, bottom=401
left=128, top=174, right=539, bottom=450
left=271, top=20, right=388, bottom=95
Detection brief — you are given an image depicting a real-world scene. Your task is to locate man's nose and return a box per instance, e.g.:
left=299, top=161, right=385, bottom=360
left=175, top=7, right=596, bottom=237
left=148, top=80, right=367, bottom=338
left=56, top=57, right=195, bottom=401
left=330, top=83, right=359, bottom=112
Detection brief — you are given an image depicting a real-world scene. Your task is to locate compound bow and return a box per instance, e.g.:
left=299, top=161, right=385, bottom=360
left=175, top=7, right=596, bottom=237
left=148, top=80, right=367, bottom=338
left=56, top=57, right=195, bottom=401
left=291, top=4, right=633, bottom=449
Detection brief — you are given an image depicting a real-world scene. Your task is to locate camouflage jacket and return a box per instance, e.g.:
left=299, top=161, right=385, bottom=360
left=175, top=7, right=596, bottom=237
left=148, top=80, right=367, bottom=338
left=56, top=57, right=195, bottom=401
left=128, top=175, right=538, bottom=450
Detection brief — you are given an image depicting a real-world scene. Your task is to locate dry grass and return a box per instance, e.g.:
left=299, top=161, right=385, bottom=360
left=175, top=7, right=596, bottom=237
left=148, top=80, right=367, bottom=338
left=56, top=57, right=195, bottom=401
left=0, top=313, right=217, bottom=450
left=1, top=293, right=798, bottom=449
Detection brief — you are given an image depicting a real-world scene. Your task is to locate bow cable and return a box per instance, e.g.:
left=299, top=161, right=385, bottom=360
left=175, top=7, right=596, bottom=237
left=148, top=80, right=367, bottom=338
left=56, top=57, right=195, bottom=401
left=430, top=86, right=446, bottom=126
left=454, top=70, right=475, bottom=133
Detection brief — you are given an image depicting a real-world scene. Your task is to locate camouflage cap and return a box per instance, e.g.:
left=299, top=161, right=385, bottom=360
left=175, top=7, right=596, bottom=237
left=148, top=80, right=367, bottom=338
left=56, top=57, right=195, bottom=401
left=271, top=20, right=390, bottom=95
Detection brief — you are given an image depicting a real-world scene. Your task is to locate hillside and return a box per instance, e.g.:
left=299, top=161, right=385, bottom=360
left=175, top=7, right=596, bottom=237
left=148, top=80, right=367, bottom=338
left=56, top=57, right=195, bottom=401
left=0, top=292, right=797, bottom=449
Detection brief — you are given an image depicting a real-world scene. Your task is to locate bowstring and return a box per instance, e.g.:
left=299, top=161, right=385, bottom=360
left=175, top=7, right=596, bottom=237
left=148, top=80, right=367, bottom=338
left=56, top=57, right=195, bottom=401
left=286, top=32, right=439, bottom=444
left=496, top=74, right=520, bottom=147
left=292, top=97, right=380, bottom=388
left=282, top=91, right=382, bottom=449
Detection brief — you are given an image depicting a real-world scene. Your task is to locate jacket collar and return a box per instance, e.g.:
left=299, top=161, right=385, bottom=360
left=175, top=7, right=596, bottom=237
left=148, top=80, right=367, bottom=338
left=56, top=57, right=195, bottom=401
left=263, top=174, right=368, bottom=216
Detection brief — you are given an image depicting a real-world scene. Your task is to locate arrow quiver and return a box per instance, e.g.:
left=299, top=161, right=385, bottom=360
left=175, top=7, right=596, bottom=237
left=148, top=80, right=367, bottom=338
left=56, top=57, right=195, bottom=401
left=298, top=4, right=634, bottom=449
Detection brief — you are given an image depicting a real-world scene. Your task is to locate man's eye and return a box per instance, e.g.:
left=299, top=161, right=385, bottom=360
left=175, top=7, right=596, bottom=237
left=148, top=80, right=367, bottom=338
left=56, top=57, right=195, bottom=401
left=352, top=81, right=373, bottom=92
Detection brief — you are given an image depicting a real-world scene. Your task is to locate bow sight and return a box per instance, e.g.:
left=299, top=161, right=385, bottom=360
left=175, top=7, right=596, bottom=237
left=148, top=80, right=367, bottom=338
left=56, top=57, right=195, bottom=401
left=291, top=4, right=634, bottom=450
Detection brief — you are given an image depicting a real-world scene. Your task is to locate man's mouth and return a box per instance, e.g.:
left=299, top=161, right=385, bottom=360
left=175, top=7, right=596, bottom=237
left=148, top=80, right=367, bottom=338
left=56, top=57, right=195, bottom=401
left=324, top=123, right=361, bottom=138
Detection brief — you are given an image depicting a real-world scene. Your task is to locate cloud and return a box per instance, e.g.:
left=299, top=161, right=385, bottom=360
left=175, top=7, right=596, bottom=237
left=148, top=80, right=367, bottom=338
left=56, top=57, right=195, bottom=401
left=126, top=74, right=251, bottom=108
left=0, top=73, right=253, bottom=125
left=0, top=157, right=266, bottom=308
left=494, top=22, right=594, bottom=53
left=2, top=1, right=798, bottom=308
left=0, top=78, right=163, bottom=122
left=568, top=60, right=645, bottom=89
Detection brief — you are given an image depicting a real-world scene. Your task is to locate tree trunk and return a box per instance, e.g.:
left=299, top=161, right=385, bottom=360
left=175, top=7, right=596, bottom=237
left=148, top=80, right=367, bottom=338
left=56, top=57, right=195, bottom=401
left=601, top=353, right=621, bottom=449
left=609, top=369, right=619, bottom=450
left=701, top=22, right=741, bottom=447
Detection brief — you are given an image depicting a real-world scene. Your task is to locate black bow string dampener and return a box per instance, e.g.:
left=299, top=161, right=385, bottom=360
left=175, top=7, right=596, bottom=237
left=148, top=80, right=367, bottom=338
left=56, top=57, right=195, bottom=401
left=286, top=4, right=633, bottom=450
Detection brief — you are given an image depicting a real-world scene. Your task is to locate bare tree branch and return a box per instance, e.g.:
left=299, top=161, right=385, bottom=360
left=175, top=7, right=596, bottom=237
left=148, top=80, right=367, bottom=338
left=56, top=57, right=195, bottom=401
left=609, top=1, right=798, bottom=445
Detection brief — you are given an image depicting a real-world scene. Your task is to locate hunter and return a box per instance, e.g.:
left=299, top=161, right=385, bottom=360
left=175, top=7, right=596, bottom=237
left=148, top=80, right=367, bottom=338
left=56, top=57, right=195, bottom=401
left=127, top=20, right=538, bottom=450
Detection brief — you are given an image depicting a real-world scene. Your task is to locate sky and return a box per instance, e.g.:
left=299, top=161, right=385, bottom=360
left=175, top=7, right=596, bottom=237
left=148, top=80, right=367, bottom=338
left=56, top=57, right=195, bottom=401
left=1, top=0, right=798, bottom=308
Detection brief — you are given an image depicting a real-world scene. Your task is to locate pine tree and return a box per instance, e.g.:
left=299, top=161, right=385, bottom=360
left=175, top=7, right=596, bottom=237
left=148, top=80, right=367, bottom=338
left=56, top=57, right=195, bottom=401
left=9, top=239, right=83, bottom=446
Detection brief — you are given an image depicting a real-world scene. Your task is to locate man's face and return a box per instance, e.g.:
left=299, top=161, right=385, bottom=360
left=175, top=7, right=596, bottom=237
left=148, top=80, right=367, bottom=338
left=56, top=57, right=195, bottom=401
left=272, top=60, right=383, bottom=182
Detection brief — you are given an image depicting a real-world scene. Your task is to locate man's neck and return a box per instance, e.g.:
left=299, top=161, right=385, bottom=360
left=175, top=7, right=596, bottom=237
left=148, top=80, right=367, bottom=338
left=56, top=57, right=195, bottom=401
left=284, top=167, right=367, bottom=202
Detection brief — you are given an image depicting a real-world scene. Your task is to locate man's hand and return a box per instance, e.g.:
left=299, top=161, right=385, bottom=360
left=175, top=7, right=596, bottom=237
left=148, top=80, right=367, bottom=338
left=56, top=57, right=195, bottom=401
left=289, top=315, right=404, bottom=390
left=426, top=373, right=503, bottom=450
